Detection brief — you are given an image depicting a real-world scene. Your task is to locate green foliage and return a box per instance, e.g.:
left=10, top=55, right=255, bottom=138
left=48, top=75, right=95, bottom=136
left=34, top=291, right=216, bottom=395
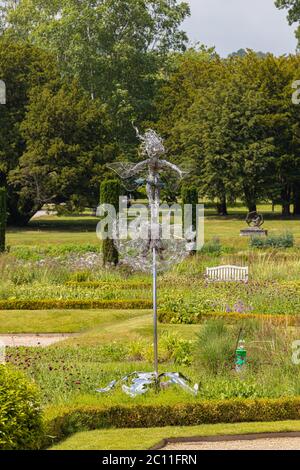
left=0, top=365, right=43, bottom=450
left=45, top=397, right=300, bottom=444
left=126, top=333, right=193, bottom=366
left=12, top=244, right=100, bottom=261
left=275, top=1, right=300, bottom=47
left=157, top=50, right=300, bottom=214
left=100, top=179, right=120, bottom=266
left=200, top=238, right=223, bottom=255
left=181, top=184, right=198, bottom=230
left=14, top=82, right=110, bottom=213
left=194, top=320, right=236, bottom=375
left=0, top=39, right=57, bottom=225
left=158, top=309, right=297, bottom=326
left=65, top=281, right=151, bottom=290
left=2, top=0, right=190, bottom=151
left=250, top=232, right=294, bottom=249
left=158, top=280, right=300, bottom=323
left=0, top=299, right=152, bottom=310
left=0, top=187, right=6, bottom=252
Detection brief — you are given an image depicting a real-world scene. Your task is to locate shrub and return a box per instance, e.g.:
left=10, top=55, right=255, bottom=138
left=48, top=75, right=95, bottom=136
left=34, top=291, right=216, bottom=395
left=126, top=333, right=193, bottom=365
left=250, top=232, right=294, bottom=249
left=0, top=365, right=43, bottom=450
left=200, top=238, right=223, bottom=256
left=0, top=187, right=7, bottom=253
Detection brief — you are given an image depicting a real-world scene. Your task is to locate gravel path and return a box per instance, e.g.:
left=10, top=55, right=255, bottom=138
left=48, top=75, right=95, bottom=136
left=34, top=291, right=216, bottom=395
left=164, top=437, right=300, bottom=450
left=0, top=334, right=75, bottom=347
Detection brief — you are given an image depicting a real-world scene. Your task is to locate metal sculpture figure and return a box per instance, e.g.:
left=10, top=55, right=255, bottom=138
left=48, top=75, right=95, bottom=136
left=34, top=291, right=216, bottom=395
left=246, top=211, right=264, bottom=228
left=96, top=127, right=198, bottom=397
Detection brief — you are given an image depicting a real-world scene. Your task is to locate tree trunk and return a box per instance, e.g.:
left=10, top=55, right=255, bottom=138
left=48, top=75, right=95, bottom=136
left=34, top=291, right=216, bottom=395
left=282, top=203, right=291, bottom=217
left=7, top=194, right=42, bottom=226
left=281, top=186, right=291, bottom=217
left=294, top=185, right=300, bottom=216
left=216, top=194, right=228, bottom=216
left=243, top=187, right=257, bottom=213
left=247, top=202, right=257, bottom=212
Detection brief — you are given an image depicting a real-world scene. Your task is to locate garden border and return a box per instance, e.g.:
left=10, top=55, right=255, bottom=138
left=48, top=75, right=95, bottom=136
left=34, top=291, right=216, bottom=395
left=0, top=299, right=152, bottom=310
left=45, top=397, right=300, bottom=448
left=158, top=310, right=299, bottom=325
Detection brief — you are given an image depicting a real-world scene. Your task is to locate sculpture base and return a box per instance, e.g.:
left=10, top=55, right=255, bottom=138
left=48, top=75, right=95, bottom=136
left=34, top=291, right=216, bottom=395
left=240, top=228, right=268, bottom=237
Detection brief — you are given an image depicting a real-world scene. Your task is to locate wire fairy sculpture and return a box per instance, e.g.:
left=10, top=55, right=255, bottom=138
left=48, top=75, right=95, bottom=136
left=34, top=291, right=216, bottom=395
left=96, top=127, right=198, bottom=397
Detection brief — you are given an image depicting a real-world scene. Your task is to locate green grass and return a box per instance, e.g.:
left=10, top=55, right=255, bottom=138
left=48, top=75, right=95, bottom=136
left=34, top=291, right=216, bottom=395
left=6, top=202, right=300, bottom=249
left=50, top=420, right=300, bottom=450
left=3, top=209, right=300, bottom=448
left=0, top=309, right=151, bottom=334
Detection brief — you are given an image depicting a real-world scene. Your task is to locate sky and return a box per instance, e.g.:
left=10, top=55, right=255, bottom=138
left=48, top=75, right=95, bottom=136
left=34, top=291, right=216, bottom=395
left=183, top=0, right=297, bottom=57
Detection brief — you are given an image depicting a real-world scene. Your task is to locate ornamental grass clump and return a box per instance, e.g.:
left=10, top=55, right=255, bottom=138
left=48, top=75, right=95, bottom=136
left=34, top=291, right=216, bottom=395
left=194, top=320, right=236, bottom=375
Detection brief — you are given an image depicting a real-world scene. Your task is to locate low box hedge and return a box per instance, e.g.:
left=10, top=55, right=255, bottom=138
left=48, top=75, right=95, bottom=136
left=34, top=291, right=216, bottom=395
left=65, top=281, right=152, bottom=290
left=0, top=299, right=152, bottom=311
left=45, top=397, right=300, bottom=447
left=158, top=310, right=298, bottom=326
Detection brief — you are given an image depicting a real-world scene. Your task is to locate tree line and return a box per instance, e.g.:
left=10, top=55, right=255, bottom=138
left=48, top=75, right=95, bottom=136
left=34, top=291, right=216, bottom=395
left=157, top=49, right=300, bottom=215
left=0, top=1, right=300, bottom=225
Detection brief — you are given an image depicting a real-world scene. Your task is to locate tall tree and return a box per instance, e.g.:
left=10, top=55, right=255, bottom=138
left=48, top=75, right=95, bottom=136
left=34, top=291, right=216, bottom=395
left=2, top=0, right=190, bottom=147
left=0, top=39, right=59, bottom=224
left=157, top=49, right=300, bottom=214
left=10, top=81, right=112, bottom=216
left=275, top=0, right=300, bottom=48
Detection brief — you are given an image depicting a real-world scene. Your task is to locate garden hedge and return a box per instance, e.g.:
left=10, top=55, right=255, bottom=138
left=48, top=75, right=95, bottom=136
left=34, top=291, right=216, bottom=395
left=0, top=299, right=152, bottom=310
left=158, top=310, right=299, bottom=326
left=45, top=397, right=300, bottom=447
left=65, top=281, right=152, bottom=290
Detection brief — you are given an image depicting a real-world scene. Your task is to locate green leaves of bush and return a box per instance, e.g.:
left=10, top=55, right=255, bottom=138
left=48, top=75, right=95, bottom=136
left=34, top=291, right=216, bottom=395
left=250, top=232, right=294, bottom=249
left=0, top=365, right=43, bottom=450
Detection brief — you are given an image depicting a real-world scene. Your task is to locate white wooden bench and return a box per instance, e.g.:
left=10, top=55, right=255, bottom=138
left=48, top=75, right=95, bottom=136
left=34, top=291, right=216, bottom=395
left=205, top=265, right=249, bottom=283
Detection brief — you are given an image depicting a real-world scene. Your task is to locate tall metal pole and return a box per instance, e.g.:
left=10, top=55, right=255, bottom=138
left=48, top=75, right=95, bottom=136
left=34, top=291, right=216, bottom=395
left=153, top=245, right=158, bottom=378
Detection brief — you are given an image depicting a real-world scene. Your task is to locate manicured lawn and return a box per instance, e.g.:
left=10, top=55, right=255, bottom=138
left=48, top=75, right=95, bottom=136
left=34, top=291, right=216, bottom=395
left=0, top=309, right=151, bottom=334
left=6, top=203, right=300, bottom=249
left=50, top=420, right=300, bottom=450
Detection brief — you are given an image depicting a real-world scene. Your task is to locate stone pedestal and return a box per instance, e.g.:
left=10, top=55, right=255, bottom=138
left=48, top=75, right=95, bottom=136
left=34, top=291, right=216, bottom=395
left=240, top=228, right=268, bottom=237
